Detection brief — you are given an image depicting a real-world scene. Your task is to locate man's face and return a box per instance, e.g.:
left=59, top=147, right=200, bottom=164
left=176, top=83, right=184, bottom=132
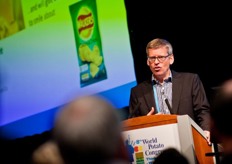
left=147, top=47, right=174, bottom=81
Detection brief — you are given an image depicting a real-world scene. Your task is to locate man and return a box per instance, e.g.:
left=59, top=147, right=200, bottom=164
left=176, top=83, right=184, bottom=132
left=128, top=38, right=211, bottom=144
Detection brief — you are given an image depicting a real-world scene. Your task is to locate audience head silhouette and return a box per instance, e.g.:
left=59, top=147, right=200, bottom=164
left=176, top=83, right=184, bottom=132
left=30, top=95, right=130, bottom=164
left=210, top=79, right=232, bottom=151
left=153, top=147, right=189, bottom=164
left=52, top=95, right=124, bottom=163
left=32, top=140, right=64, bottom=164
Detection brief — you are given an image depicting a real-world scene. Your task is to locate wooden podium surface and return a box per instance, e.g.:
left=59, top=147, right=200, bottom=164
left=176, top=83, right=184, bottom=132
left=122, top=115, right=214, bottom=164
left=123, top=115, right=178, bottom=131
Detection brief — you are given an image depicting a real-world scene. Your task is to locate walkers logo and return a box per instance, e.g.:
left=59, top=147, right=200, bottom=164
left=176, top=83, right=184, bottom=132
left=77, top=7, right=94, bottom=40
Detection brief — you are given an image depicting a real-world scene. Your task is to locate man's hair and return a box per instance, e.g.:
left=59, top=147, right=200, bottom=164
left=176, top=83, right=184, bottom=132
left=146, top=38, right=173, bottom=55
left=53, top=95, right=122, bottom=163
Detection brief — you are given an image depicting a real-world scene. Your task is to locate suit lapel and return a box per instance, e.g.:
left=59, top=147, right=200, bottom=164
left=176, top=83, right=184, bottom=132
left=172, top=71, right=182, bottom=114
left=143, top=81, right=156, bottom=113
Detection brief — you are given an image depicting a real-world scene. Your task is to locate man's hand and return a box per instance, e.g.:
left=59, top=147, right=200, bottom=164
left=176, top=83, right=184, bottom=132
left=204, top=130, right=211, bottom=146
left=147, top=107, right=154, bottom=116
left=147, top=107, right=163, bottom=116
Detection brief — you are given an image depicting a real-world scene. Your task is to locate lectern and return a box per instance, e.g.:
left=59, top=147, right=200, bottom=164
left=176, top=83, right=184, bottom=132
left=122, top=114, right=214, bottom=164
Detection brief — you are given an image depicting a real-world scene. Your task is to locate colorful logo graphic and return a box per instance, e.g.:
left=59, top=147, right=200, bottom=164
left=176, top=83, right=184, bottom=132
left=125, top=135, right=145, bottom=164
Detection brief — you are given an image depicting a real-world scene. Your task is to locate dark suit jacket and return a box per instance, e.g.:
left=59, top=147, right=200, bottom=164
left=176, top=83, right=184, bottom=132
left=129, top=70, right=210, bottom=130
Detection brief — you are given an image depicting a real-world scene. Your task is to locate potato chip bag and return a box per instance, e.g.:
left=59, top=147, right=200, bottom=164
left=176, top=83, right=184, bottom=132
left=69, top=0, right=107, bottom=87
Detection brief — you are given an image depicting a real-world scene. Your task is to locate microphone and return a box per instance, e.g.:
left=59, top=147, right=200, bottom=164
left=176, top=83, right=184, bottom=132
left=161, top=87, right=172, bottom=113
left=164, top=98, right=172, bottom=112
left=128, top=102, right=141, bottom=119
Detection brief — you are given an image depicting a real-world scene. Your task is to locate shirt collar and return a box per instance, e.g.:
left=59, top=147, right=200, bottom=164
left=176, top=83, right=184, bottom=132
left=152, top=73, right=172, bottom=85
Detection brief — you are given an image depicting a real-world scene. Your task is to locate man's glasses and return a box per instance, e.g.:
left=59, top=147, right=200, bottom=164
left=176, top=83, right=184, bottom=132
left=147, top=54, right=170, bottom=63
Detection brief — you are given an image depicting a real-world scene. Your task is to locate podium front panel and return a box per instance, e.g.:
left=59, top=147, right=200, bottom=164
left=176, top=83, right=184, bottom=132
left=122, top=123, right=181, bottom=164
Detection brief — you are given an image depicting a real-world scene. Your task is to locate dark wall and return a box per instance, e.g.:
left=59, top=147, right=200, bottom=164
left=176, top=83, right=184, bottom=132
left=0, top=131, right=51, bottom=163
left=124, top=0, right=232, bottom=101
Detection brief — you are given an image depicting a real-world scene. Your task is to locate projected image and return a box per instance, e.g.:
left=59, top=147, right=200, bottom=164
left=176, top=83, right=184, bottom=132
left=0, top=0, right=136, bottom=139
left=0, top=0, right=25, bottom=40
left=69, top=0, right=107, bottom=87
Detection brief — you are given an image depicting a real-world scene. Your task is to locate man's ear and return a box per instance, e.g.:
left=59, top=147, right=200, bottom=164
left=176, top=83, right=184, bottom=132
left=170, top=54, right=174, bottom=65
left=147, top=59, right=150, bottom=66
